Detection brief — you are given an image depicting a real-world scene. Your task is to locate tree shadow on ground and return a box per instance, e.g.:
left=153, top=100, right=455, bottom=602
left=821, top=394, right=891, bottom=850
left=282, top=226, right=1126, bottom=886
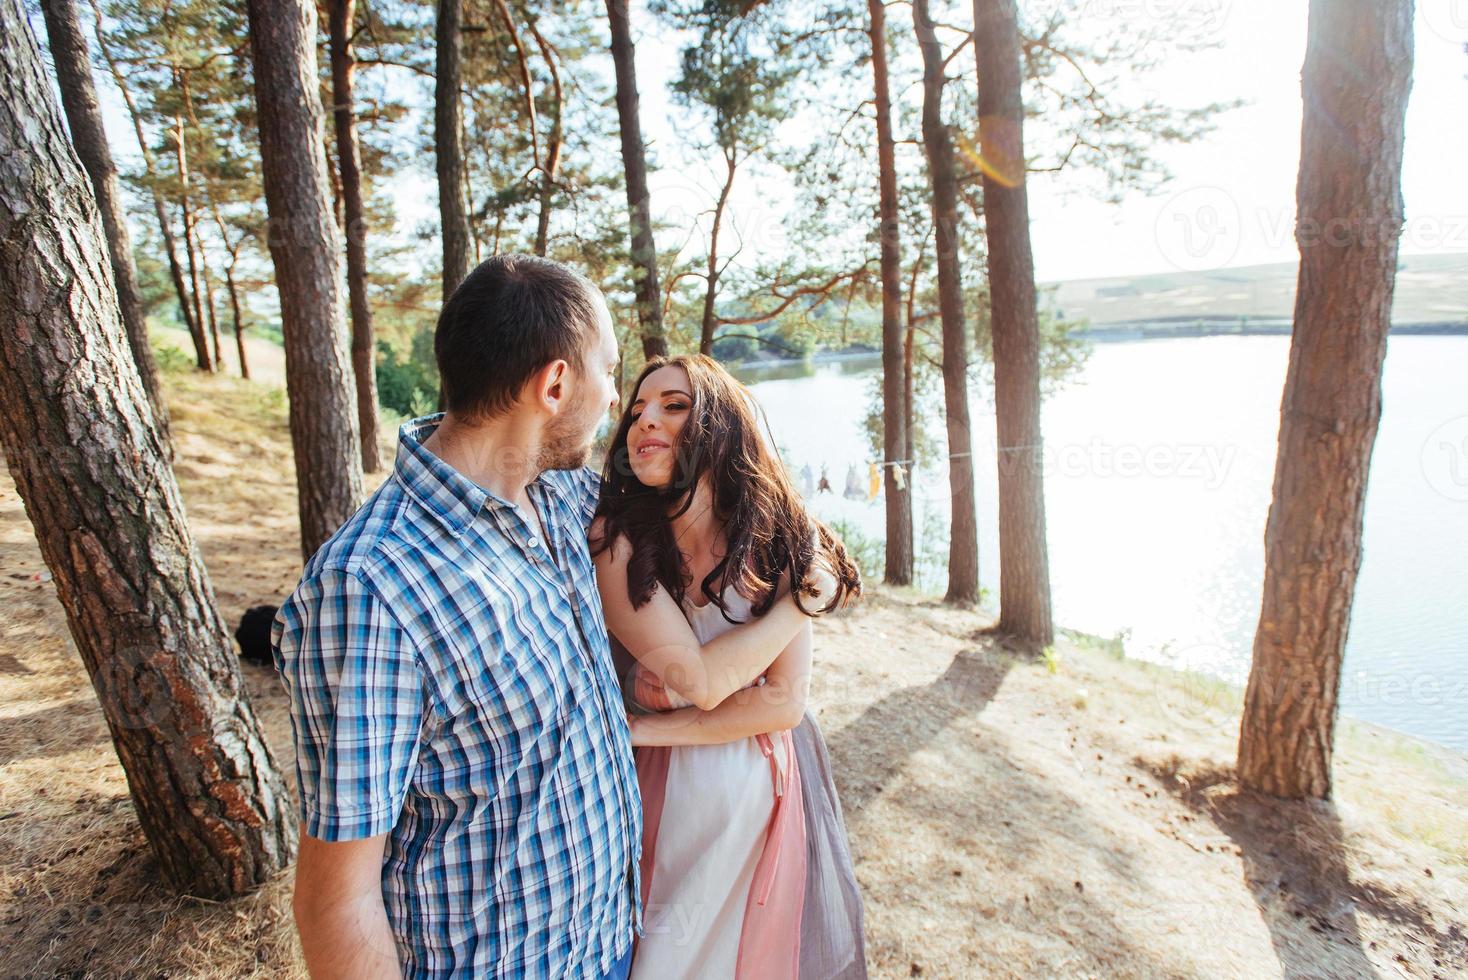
left=827, top=637, right=1015, bottom=815
left=825, top=639, right=1238, bottom=976
left=0, top=696, right=106, bottom=766
left=1139, top=756, right=1468, bottom=979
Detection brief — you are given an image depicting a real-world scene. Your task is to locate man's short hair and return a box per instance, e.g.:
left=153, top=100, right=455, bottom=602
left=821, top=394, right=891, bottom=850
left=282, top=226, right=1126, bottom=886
left=434, top=254, right=602, bottom=421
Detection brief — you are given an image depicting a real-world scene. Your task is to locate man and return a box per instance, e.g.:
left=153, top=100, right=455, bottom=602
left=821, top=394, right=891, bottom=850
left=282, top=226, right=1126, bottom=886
left=272, top=255, right=635, bottom=979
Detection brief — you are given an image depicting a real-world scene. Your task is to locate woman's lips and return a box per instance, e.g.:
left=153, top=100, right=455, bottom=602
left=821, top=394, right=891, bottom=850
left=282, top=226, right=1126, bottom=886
left=635, top=439, right=670, bottom=457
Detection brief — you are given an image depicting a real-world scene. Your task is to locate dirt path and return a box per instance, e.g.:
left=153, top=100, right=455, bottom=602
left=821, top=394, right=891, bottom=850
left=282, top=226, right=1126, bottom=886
left=1, top=370, right=1464, bottom=978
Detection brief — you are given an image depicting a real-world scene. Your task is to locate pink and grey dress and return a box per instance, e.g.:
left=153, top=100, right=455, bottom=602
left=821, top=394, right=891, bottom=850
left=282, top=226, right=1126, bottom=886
left=617, top=587, right=868, bottom=980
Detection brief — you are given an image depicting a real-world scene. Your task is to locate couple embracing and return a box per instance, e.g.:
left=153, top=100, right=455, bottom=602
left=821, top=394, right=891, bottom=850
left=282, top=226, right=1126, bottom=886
left=272, top=254, right=867, bottom=979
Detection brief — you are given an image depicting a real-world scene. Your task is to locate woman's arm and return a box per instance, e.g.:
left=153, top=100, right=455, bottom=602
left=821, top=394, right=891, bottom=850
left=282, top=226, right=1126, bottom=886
left=628, top=619, right=812, bottom=746
left=593, top=525, right=829, bottom=712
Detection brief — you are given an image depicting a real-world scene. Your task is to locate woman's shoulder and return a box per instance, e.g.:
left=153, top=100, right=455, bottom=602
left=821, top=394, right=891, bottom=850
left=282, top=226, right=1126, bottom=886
left=588, top=516, right=634, bottom=564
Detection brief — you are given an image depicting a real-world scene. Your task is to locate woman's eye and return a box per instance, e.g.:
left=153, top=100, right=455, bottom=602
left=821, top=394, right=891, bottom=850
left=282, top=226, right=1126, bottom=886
left=666, top=402, right=688, bottom=412
left=628, top=411, right=642, bottom=422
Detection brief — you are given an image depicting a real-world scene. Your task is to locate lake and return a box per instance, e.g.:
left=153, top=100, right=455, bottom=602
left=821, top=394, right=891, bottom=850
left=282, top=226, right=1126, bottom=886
left=736, top=334, right=1468, bottom=752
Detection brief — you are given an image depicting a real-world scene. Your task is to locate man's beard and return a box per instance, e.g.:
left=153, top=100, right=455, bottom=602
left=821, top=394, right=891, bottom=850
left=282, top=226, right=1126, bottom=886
left=536, top=389, right=596, bottom=471
left=536, top=435, right=592, bottom=472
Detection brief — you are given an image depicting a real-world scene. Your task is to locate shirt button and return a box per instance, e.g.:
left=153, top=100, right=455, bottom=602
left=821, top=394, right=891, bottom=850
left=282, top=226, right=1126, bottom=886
left=527, top=536, right=541, bottom=550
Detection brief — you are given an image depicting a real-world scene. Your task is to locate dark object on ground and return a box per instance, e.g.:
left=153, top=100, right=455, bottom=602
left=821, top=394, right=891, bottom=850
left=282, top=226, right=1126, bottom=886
left=235, top=604, right=279, bottom=665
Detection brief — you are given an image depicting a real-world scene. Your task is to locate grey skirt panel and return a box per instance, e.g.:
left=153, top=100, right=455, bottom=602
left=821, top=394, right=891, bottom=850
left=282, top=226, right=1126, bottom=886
left=793, top=710, right=869, bottom=980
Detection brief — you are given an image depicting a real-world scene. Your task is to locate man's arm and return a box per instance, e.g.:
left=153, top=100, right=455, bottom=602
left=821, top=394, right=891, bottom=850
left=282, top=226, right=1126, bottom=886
left=593, top=526, right=832, bottom=711
left=293, top=827, right=402, bottom=979
left=274, top=569, right=426, bottom=978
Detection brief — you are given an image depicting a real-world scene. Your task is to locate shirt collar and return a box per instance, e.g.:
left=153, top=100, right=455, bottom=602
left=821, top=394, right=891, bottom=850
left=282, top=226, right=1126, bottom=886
left=394, top=413, right=559, bottom=539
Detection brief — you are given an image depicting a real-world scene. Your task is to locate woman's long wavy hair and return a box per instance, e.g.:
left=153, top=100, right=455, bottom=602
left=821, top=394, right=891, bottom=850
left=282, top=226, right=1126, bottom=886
left=592, top=354, right=861, bottom=622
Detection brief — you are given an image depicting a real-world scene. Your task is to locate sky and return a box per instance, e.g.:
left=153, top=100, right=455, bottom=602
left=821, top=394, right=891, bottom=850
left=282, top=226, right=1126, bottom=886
left=81, top=0, right=1468, bottom=288
left=1018, top=0, right=1468, bottom=283
left=632, top=0, right=1468, bottom=285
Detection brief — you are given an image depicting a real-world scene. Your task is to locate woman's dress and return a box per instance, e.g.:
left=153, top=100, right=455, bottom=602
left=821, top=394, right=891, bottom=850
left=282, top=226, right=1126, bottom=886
left=621, top=587, right=867, bottom=979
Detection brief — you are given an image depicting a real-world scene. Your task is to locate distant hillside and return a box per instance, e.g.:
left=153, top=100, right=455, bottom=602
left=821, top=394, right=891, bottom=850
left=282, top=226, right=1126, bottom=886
left=1043, top=252, right=1468, bottom=333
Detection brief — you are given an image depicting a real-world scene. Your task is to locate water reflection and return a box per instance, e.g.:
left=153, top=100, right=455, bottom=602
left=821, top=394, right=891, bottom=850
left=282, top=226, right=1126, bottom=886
left=738, top=335, right=1468, bottom=752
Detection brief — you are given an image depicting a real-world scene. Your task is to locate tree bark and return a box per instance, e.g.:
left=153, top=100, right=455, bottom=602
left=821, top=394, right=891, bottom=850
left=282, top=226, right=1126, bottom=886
left=436, top=0, right=471, bottom=299
left=226, top=264, right=250, bottom=381
left=913, top=0, right=979, bottom=605
left=1237, top=0, right=1414, bottom=801
left=201, top=254, right=224, bottom=370
left=527, top=15, right=564, bottom=258
left=0, top=0, right=295, bottom=898
left=606, top=0, right=668, bottom=360
left=974, top=0, right=1053, bottom=647
left=867, top=0, right=913, bottom=586
left=698, top=150, right=736, bottom=356
left=246, top=0, right=364, bottom=559
left=39, top=0, right=170, bottom=444
left=329, top=0, right=383, bottom=473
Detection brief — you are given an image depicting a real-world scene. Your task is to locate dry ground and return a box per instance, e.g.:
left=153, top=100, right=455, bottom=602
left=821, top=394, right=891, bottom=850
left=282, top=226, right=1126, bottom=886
left=1, top=364, right=1465, bottom=979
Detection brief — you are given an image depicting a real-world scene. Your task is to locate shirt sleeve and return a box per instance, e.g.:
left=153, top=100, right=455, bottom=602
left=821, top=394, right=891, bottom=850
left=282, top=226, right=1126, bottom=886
left=272, top=567, right=426, bottom=841
left=566, top=465, right=603, bottom=532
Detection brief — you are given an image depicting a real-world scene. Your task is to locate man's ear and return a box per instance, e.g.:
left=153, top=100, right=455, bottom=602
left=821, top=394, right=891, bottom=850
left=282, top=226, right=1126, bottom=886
left=528, top=358, right=572, bottom=414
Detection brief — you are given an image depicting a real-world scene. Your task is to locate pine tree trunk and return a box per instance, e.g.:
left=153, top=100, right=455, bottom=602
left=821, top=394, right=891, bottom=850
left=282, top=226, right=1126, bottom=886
left=226, top=264, right=251, bottom=381
left=39, top=0, right=170, bottom=444
left=914, top=0, right=979, bottom=605
left=868, top=0, right=913, bottom=586
left=246, top=0, right=364, bottom=560
left=436, top=0, right=471, bottom=299
left=1237, top=0, right=1414, bottom=801
left=201, top=258, right=224, bottom=370
left=699, top=153, right=735, bottom=357
left=86, top=5, right=203, bottom=374
left=974, top=0, right=1052, bottom=647
left=0, top=0, right=295, bottom=897
left=606, top=0, right=668, bottom=360
left=329, top=0, right=382, bottom=473
left=529, top=16, right=563, bottom=259
left=174, top=103, right=213, bottom=373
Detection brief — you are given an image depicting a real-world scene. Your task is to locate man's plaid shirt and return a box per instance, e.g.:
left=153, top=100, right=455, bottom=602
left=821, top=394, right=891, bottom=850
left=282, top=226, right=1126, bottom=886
left=272, top=413, right=643, bottom=978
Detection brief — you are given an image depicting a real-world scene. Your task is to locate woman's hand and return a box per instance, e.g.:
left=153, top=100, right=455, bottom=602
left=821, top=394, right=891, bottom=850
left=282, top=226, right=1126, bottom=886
left=627, top=706, right=705, bottom=746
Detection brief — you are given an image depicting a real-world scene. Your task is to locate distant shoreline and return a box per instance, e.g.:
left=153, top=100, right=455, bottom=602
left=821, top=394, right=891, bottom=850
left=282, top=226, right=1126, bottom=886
left=731, top=320, right=1468, bottom=372
left=1078, top=319, right=1468, bottom=341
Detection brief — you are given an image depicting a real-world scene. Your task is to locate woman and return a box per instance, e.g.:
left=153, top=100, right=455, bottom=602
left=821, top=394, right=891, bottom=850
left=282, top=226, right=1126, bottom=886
left=591, top=354, right=868, bottom=980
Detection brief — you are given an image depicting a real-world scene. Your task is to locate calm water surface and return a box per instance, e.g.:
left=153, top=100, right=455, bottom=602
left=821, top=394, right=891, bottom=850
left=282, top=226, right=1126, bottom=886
left=737, top=335, right=1468, bottom=751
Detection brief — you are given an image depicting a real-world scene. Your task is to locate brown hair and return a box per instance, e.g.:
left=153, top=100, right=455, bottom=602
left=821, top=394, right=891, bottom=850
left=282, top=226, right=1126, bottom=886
left=592, top=353, right=861, bottom=621
left=434, top=253, right=601, bottom=421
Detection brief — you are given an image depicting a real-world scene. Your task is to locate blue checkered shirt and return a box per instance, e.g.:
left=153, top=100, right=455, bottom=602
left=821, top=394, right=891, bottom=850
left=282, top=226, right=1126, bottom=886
left=272, top=413, right=643, bottom=978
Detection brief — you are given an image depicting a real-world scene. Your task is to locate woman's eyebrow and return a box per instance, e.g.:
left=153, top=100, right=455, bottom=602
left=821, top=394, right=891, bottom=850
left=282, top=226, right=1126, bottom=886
left=631, top=388, right=691, bottom=407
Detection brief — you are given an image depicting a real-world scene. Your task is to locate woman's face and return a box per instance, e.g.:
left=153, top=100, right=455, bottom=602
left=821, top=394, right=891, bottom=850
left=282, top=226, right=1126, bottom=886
left=626, top=365, right=692, bottom=488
